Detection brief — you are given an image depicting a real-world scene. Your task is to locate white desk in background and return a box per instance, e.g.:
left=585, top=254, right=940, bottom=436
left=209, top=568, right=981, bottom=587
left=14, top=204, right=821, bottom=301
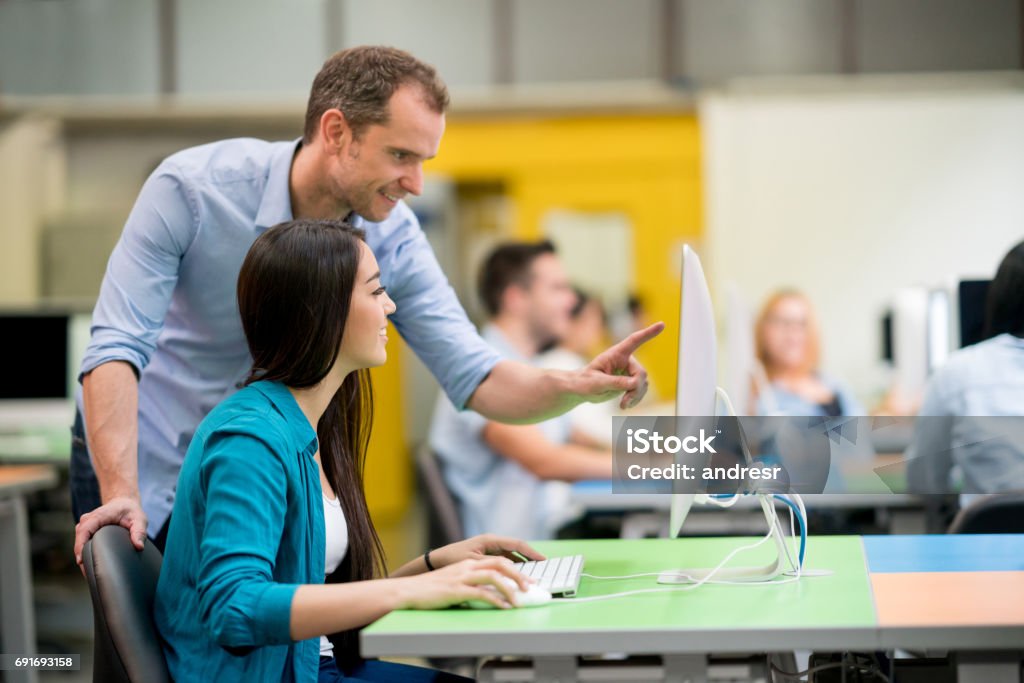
left=0, top=464, right=59, bottom=683
left=572, top=454, right=934, bottom=536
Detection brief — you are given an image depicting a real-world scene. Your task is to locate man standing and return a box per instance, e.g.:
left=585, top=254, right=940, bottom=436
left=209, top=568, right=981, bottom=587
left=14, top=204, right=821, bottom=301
left=73, top=46, right=661, bottom=561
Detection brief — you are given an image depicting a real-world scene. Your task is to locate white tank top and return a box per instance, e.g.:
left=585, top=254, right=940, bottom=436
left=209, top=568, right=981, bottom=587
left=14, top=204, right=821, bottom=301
left=319, top=491, right=348, bottom=658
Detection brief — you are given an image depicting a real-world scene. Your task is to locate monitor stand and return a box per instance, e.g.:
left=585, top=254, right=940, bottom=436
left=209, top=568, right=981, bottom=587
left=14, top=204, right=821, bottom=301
left=657, top=493, right=792, bottom=583
left=658, top=387, right=797, bottom=584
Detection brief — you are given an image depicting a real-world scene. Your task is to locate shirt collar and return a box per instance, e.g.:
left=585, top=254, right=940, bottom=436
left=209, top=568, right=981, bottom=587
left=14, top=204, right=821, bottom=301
left=254, top=139, right=301, bottom=230
left=251, top=380, right=318, bottom=456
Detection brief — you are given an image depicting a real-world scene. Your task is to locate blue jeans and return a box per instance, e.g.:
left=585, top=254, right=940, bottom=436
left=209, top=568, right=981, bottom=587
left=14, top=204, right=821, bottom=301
left=318, top=657, right=474, bottom=683
left=69, top=410, right=102, bottom=523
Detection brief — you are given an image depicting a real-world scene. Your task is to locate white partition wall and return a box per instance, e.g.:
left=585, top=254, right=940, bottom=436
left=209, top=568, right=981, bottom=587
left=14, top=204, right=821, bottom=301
left=701, top=74, right=1024, bottom=401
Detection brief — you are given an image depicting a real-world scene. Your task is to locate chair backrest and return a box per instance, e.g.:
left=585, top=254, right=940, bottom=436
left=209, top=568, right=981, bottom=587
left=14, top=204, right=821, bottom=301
left=82, top=526, right=172, bottom=683
left=415, top=444, right=465, bottom=548
left=948, top=491, right=1024, bottom=534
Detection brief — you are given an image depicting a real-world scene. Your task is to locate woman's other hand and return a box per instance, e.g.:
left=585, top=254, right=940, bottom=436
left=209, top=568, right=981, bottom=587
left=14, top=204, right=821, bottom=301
left=428, top=533, right=546, bottom=569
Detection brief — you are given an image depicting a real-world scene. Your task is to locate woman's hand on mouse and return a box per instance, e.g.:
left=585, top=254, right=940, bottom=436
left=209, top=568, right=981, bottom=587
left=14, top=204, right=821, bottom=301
left=396, top=556, right=530, bottom=610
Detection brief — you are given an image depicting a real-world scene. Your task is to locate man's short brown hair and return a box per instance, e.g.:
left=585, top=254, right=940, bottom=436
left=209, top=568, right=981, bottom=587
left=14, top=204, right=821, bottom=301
left=478, top=240, right=558, bottom=318
left=303, top=45, right=450, bottom=144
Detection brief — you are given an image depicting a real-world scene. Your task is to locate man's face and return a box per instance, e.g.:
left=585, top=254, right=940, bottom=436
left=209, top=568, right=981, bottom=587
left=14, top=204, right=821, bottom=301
left=522, top=254, right=576, bottom=348
left=330, top=84, right=445, bottom=222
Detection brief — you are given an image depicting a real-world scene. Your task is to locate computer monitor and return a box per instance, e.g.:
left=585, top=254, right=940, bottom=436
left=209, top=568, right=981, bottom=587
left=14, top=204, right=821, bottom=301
left=723, top=283, right=755, bottom=418
left=661, top=246, right=792, bottom=583
left=888, top=287, right=952, bottom=406
left=892, top=287, right=930, bottom=403
left=958, top=279, right=991, bottom=348
left=880, top=310, right=893, bottom=363
left=668, top=246, right=717, bottom=539
left=927, top=289, right=950, bottom=372
left=0, top=310, right=90, bottom=433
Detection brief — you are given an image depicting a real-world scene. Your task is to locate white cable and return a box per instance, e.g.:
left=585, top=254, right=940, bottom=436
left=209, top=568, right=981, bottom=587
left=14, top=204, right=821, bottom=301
left=766, top=495, right=799, bottom=577
left=776, top=494, right=801, bottom=577
left=583, top=522, right=776, bottom=585
left=784, top=498, right=800, bottom=579
left=794, top=494, right=807, bottom=538
left=559, top=575, right=804, bottom=604
left=784, top=568, right=832, bottom=577
left=658, top=523, right=776, bottom=586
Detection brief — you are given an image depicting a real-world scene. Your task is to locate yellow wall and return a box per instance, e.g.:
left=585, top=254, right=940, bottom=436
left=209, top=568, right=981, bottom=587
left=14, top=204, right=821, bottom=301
left=365, top=112, right=702, bottom=520
left=431, top=113, right=703, bottom=400
left=364, top=334, right=408, bottom=523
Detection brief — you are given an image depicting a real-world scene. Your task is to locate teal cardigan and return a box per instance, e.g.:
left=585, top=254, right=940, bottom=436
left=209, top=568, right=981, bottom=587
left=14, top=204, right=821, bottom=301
left=155, top=380, right=325, bottom=682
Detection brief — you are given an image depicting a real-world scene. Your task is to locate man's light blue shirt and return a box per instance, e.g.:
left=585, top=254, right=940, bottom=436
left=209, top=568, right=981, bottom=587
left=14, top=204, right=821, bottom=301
left=78, top=138, right=501, bottom=536
left=154, top=380, right=322, bottom=683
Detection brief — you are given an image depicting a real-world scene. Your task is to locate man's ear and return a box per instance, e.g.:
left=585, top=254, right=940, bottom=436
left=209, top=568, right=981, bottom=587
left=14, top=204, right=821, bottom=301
left=320, top=109, right=350, bottom=152
left=502, top=284, right=527, bottom=315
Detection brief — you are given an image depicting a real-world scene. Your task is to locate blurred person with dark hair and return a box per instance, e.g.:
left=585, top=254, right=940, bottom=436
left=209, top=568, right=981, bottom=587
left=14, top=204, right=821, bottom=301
left=429, top=242, right=614, bottom=540
left=907, top=240, right=1024, bottom=496
left=539, top=288, right=618, bottom=448
left=73, top=46, right=662, bottom=561
left=752, top=290, right=864, bottom=417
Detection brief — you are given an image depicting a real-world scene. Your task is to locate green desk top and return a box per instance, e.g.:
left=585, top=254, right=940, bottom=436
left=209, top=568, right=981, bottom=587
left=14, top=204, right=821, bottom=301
left=362, top=536, right=878, bottom=657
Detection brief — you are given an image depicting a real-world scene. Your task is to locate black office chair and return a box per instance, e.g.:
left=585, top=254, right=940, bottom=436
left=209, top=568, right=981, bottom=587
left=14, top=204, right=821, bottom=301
left=82, top=525, right=172, bottom=683
left=412, top=447, right=477, bottom=676
left=414, top=444, right=465, bottom=550
left=947, top=491, right=1024, bottom=534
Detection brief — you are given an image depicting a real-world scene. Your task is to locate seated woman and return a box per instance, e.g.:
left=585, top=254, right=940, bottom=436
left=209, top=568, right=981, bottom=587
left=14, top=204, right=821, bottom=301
left=752, top=290, right=865, bottom=417
left=907, top=240, right=1024, bottom=497
left=155, top=219, right=542, bottom=682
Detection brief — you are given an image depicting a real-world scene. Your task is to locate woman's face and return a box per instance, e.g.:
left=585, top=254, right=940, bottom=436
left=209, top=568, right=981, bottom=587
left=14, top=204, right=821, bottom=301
left=763, top=296, right=810, bottom=372
left=339, top=242, right=397, bottom=370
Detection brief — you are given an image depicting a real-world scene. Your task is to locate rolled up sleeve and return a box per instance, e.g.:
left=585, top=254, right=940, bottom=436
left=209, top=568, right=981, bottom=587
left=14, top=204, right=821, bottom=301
left=195, top=432, right=299, bottom=649
left=377, top=210, right=501, bottom=410
left=80, top=167, right=198, bottom=379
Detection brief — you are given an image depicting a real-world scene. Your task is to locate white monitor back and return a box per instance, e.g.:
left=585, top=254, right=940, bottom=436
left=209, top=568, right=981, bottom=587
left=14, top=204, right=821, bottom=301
left=670, top=246, right=717, bottom=537
left=676, top=246, right=718, bottom=417
left=927, top=289, right=951, bottom=373
left=892, top=287, right=930, bottom=403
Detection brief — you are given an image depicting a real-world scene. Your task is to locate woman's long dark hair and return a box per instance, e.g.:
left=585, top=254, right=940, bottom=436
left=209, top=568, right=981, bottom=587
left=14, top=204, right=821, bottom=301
left=237, top=218, right=386, bottom=662
left=984, top=239, right=1024, bottom=340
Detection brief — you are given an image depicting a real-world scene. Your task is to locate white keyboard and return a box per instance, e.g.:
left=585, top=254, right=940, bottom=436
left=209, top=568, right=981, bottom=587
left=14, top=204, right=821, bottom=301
left=515, top=554, right=584, bottom=597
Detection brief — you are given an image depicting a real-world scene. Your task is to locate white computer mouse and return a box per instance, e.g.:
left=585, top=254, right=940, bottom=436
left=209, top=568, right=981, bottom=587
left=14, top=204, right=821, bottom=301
left=465, top=577, right=552, bottom=609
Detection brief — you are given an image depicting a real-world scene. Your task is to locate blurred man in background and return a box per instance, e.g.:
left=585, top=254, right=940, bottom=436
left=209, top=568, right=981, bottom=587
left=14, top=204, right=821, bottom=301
left=429, top=241, right=614, bottom=540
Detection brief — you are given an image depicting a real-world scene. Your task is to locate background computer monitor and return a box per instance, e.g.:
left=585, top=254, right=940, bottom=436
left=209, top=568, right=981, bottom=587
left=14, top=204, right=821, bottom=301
left=927, top=289, right=950, bottom=371
left=880, top=310, right=893, bottom=363
left=669, top=245, right=717, bottom=538
left=724, top=283, right=754, bottom=417
left=0, top=310, right=90, bottom=432
left=958, top=279, right=991, bottom=348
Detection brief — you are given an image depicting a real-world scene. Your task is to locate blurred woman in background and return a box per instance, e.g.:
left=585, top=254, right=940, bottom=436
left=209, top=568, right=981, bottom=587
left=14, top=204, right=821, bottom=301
left=753, top=290, right=865, bottom=417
